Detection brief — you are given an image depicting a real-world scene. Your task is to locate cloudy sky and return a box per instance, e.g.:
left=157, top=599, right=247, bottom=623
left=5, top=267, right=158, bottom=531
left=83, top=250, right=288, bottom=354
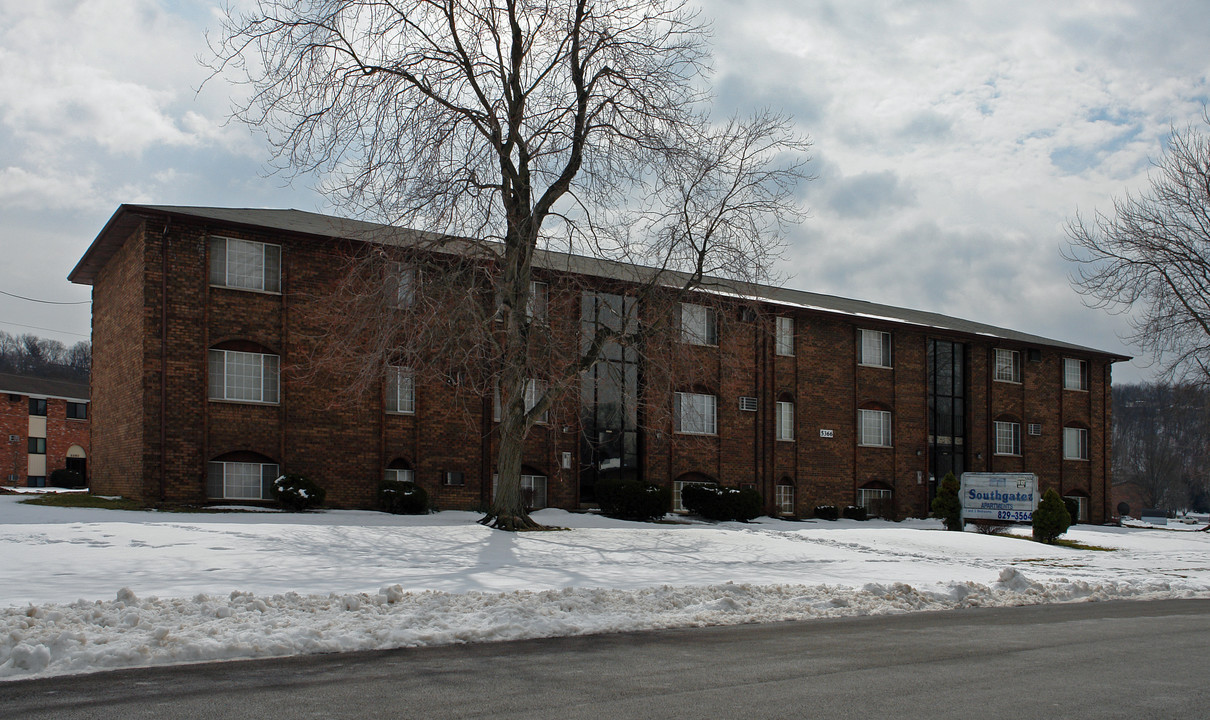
left=2, top=0, right=1208, bottom=383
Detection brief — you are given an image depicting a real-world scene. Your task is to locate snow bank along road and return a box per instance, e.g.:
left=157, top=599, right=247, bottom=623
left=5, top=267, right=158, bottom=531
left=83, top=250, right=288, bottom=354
left=2, top=495, right=1208, bottom=680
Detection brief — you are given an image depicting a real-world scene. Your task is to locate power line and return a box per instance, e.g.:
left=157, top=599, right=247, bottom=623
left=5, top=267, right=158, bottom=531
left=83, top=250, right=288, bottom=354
left=0, top=320, right=90, bottom=338
left=0, top=289, right=91, bottom=305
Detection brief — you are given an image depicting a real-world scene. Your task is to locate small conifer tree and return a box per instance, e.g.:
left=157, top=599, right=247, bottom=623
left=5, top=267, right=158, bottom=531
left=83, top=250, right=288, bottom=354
left=932, top=472, right=963, bottom=531
left=1032, top=488, right=1072, bottom=543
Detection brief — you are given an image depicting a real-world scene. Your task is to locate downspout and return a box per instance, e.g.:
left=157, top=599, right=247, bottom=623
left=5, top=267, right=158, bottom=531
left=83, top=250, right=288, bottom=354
left=159, top=219, right=169, bottom=503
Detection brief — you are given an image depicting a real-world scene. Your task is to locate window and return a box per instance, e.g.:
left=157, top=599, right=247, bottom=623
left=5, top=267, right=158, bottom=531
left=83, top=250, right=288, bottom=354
left=673, top=480, right=713, bottom=513
left=776, top=401, right=794, bottom=441
left=675, top=392, right=717, bottom=435
left=493, top=379, right=548, bottom=423
left=1063, top=358, right=1088, bottom=391
left=994, top=349, right=1021, bottom=383
left=388, top=262, right=416, bottom=308
left=28, top=437, right=46, bottom=454
left=206, top=461, right=279, bottom=500
left=208, top=349, right=280, bottom=404
left=29, top=398, right=46, bottom=416
left=776, top=317, right=794, bottom=356
left=858, top=329, right=891, bottom=367
left=858, top=408, right=892, bottom=447
left=1064, top=426, right=1089, bottom=460
left=1064, top=495, right=1088, bottom=523
left=386, top=366, right=415, bottom=414
left=527, top=281, right=548, bottom=323
left=491, top=473, right=548, bottom=509
left=66, top=402, right=87, bottom=420
left=209, top=237, right=281, bottom=292
left=994, top=421, right=1021, bottom=456
left=858, top=487, right=893, bottom=517
left=680, top=303, right=718, bottom=346
left=775, top=482, right=795, bottom=515
left=385, top=468, right=414, bottom=484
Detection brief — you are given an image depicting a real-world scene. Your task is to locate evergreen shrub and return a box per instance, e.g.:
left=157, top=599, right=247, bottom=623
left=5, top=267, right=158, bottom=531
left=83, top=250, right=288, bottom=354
left=379, top=479, right=429, bottom=515
left=49, top=469, right=85, bottom=488
left=1033, top=488, right=1072, bottom=543
left=813, top=505, right=839, bottom=521
left=681, top=483, right=762, bottom=521
left=596, top=477, right=670, bottom=521
left=932, top=472, right=963, bottom=531
left=271, top=474, right=326, bottom=512
left=842, top=505, right=868, bottom=521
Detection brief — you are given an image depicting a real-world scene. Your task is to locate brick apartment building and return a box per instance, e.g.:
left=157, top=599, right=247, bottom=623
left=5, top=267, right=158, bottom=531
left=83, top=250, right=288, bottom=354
left=69, top=204, right=1124, bottom=521
left=0, top=373, right=89, bottom=487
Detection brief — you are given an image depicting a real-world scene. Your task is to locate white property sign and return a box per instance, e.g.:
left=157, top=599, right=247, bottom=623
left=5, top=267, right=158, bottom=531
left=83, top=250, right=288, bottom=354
left=960, top=472, right=1038, bottom=522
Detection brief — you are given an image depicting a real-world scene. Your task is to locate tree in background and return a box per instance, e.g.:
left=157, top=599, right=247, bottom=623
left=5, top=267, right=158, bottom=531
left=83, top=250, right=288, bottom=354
left=1032, top=488, right=1072, bottom=544
left=1113, top=383, right=1210, bottom=512
left=931, top=472, right=962, bottom=531
left=212, top=0, right=809, bottom=530
left=1065, top=118, right=1210, bottom=384
left=0, top=331, right=90, bottom=381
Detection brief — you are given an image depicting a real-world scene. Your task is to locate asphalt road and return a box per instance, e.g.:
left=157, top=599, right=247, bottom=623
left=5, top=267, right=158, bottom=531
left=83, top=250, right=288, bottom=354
left=3, top=599, right=1207, bottom=719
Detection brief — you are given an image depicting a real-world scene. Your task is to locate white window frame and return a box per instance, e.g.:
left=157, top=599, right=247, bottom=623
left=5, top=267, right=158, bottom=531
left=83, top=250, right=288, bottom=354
left=209, top=236, right=281, bottom=293
left=491, top=473, right=548, bottom=510
left=673, top=480, right=713, bottom=513
left=388, top=262, right=416, bottom=308
left=1063, top=426, right=1089, bottom=460
left=775, top=316, right=795, bottom=356
left=1063, top=358, right=1088, bottom=391
left=1064, top=495, right=1088, bottom=523
left=206, top=461, right=279, bottom=500
left=527, top=281, right=548, bottom=323
left=776, top=400, right=794, bottom=441
left=858, top=487, right=892, bottom=512
left=994, top=349, right=1021, bottom=383
left=680, top=303, right=718, bottom=346
left=208, top=349, right=280, bottom=404
left=858, top=329, right=892, bottom=368
left=994, top=421, right=1021, bottom=456
left=494, top=379, right=548, bottom=423
left=386, top=366, right=415, bottom=414
left=775, top=483, right=795, bottom=515
left=385, top=468, right=415, bottom=484
left=858, top=408, right=892, bottom=447
left=675, top=392, right=717, bottom=435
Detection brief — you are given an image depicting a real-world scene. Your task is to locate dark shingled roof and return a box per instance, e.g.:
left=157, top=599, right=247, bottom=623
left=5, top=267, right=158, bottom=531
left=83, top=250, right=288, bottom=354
left=0, top=372, right=89, bottom=402
left=69, top=204, right=1130, bottom=361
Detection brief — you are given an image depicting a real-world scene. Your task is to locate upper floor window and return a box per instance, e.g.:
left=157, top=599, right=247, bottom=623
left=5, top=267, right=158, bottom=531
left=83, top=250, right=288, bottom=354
left=858, top=329, right=891, bottom=367
left=494, top=379, right=548, bottom=423
left=681, top=303, right=718, bottom=346
left=388, top=262, right=416, bottom=308
left=675, top=392, right=717, bottom=435
left=386, top=366, right=415, bottom=414
left=994, top=349, right=1021, bottom=383
left=775, top=316, right=795, bottom=356
left=1063, top=358, right=1088, bottom=391
left=1063, top=426, right=1089, bottom=460
left=29, top=398, right=46, bottom=416
left=776, top=400, right=794, bottom=441
left=210, top=237, right=281, bottom=293
left=66, top=402, right=87, bottom=420
left=527, top=281, right=549, bottom=323
left=28, top=437, right=46, bottom=454
left=208, top=348, right=280, bottom=404
left=858, top=408, right=892, bottom=447
left=994, top=420, right=1021, bottom=456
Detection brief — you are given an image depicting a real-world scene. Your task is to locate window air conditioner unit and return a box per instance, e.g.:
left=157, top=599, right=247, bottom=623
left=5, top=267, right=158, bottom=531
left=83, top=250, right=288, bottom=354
left=1027, top=423, right=1042, bottom=436
left=738, top=397, right=758, bottom=412
left=7, top=435, right=18, bottom=443
left=444, top=471, right=465, bottom=486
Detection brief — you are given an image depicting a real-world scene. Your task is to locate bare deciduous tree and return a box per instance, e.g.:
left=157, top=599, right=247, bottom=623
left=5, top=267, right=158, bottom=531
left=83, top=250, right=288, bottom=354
left=1065, top=118, right=1210, bottom=383
left=211, top=0, right=810, bottom=530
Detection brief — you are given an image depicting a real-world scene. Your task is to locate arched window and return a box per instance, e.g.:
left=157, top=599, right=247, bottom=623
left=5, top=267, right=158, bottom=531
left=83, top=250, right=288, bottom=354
left=1063, top=490, right=1090, bottom=523
left=385, top=457, right=414, bottom=484
left=491, top=465, right=548, bottom=510
left=858, top=481, right=893, bottom=518
left=207, top=451, right=279, bottom=500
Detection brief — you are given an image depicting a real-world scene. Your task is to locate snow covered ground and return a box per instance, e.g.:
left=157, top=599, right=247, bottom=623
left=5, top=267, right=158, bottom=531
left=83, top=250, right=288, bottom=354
left=2, top=493, right=1208, bottom=680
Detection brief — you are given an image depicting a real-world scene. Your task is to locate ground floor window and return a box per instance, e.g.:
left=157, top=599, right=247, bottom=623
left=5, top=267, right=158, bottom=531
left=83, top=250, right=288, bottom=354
left=385, top=468, right=414, bottom=484
left=673, top=479, right=714, bottom=513
left=491, top=473, right=548, bottom=510
left=1064, top=494, right=1088, bottom=523
left=775, top=483, right=795, bottom=515
left=858, top=487, right=893, bottom=517
left=207, top=461, right=279, bottom=500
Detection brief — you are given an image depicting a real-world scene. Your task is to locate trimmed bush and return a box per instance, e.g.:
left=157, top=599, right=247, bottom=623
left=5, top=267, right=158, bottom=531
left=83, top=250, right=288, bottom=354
left=596, top=477, right=670, bottom=521
left=813, top=505, right=839, bottom=521
left=49, top=469, right=85, bottom=488
left=681, top=483, right=762, bottom=522
left=380, top=479, right=429, bottom=515
left=1033, top=488, right=1072, bottom=543
left=932, top=472, right=963, bottom=531
left=271, top=474, right=326, bottom=512
left=842, top=505, right=868, bottom=521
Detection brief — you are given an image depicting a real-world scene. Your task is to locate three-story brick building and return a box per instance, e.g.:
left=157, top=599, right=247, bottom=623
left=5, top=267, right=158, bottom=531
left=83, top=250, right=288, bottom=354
left=69, top=204, right=1124, bottom=521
